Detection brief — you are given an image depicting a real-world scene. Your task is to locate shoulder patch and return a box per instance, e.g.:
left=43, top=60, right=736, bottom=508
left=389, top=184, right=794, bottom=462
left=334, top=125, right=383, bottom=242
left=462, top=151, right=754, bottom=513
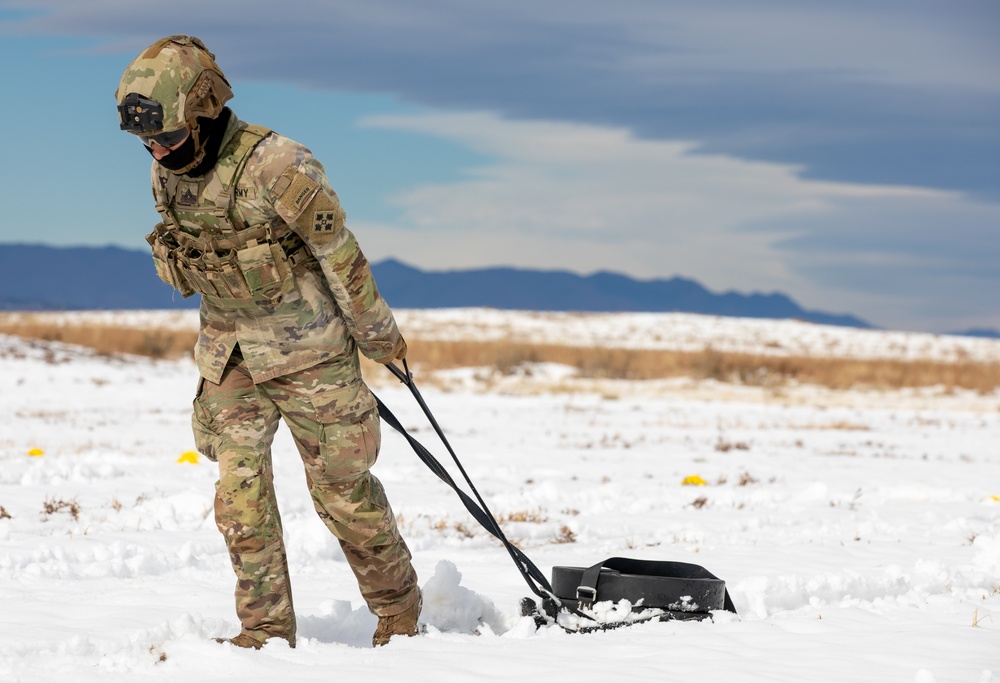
left=302, top=190, right=346, bottom=246
left=275, top=169, right=320, bottom=222
left=314, top=211, right=340, bottom=233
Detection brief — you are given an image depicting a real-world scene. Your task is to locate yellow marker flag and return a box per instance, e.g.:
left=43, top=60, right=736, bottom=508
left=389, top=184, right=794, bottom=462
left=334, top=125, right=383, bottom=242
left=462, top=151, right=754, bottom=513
left=27, top=448, right=45, bottom=457
left=177, top=451, right=200, bottom=464
left=682, top=474, right=707, bottom=486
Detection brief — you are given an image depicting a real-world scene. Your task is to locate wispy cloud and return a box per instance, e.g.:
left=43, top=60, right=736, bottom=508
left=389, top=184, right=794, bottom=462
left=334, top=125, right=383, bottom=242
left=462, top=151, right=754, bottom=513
left=6, top=0, right=999, bottom=193
left=356, top=111, right=997, bottom=331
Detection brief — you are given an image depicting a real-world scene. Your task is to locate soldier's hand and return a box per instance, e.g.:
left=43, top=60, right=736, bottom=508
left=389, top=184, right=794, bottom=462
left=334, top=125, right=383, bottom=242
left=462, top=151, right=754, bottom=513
left=379, top=334, right=407, bottom=364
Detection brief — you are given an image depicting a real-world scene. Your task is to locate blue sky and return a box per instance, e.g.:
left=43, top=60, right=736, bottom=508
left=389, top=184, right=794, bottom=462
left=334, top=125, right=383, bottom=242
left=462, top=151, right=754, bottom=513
left=0, top=1, right=997, bottom=333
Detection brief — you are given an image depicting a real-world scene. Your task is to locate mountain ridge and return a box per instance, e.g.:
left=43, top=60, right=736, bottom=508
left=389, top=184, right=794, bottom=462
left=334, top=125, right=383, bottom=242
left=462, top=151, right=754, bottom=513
left=3, top=243, right=990, bottom=337
left=371, top=258, right=871, bottom=328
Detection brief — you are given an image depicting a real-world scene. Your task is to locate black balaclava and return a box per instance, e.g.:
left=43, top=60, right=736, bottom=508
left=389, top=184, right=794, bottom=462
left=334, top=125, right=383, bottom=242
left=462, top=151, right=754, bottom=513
left=149, top=107, right=233, bottom=177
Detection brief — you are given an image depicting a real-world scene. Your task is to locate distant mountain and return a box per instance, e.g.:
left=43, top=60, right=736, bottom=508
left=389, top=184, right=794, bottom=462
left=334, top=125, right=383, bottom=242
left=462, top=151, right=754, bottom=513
left=0, top=244, right=195, bottom=311
left=0, top=243, right=871, bottom=327
left=371, top=258, right=871, bottom=328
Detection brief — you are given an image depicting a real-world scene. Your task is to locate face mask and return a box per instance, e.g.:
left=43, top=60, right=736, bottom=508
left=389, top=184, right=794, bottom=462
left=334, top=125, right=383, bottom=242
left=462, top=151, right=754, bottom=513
left=145, top=108, right=232, bottom=176
left=147, top=132, right=197, bottom=171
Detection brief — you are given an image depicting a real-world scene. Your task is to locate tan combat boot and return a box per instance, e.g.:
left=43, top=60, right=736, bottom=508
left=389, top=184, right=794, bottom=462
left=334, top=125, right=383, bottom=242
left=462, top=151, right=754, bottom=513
left=373, top=593, right=422, bottom=647
left=214, top=633, right=265, bottom=649
left=214, top=633, right=296, bottom=649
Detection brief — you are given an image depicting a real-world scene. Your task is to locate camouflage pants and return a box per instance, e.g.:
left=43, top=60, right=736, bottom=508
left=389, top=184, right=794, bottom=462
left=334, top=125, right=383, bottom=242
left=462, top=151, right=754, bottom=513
left=192, top=348, right=419, bottom=646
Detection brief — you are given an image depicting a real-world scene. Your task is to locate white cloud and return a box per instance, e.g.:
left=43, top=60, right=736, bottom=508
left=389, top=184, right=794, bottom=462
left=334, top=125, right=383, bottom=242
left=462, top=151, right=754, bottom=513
left=359, top=113, right=929, bottom=273
left=356, top=111, right=998, bottom=331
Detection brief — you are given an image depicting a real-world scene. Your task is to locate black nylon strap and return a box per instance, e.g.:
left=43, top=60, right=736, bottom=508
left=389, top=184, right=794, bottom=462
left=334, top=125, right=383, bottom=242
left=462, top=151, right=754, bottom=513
left=372, top=376, right=556, bottom=602
left=375, top=363, right=739, bottom=626
left=578, top=557, right=737, bottom=614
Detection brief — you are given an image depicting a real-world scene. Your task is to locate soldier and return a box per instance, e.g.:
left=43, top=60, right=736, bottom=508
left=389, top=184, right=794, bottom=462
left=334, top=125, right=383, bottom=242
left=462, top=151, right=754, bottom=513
left=115, top=35, right=420, bottom=649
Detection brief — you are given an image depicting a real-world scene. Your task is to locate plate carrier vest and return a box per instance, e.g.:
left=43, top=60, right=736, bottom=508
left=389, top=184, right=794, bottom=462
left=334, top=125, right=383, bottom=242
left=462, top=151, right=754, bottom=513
left=145, top=123, right=310, bottom=309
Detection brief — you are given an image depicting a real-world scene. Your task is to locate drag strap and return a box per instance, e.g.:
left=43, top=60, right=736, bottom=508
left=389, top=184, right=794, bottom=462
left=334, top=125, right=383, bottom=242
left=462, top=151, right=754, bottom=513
left=372, top=392, right=555, bottom=601
left=579, top=557, right=737, bottom=614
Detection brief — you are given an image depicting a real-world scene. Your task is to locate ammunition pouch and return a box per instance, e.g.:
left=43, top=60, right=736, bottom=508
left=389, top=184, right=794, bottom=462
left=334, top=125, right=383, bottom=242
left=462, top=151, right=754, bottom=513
left=146, top=223, right=196, bottom=298
left=146, top=222, right=309, bottom=306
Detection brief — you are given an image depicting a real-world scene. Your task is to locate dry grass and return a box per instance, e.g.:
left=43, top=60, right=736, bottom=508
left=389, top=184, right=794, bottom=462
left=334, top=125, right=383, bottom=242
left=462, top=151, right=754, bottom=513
left=0, top=316, right=197, bottom=359
left=1, top=316, right=998, bottom=392
left=42, top=497, right=80, bottom=521
left=554, top=525, right=577, bottom=544
left=499, top=509, right=549, bottom=524
left=398, top=338, right=1000, bottom=393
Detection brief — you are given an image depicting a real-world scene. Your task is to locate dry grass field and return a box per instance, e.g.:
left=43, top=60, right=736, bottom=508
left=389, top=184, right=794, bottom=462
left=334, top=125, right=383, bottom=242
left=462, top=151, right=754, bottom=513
left=2, top=313, right=997, bottom=393
left=400, top=338, right=1000, bottom=392
left=0, top=317, right=198, bottom=359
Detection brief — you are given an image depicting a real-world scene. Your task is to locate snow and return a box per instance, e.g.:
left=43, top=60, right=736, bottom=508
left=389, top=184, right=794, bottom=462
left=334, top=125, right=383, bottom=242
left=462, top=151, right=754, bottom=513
left=1, top=310, right=999, bottom=682
left=10, top=307, right=1000, bottom=362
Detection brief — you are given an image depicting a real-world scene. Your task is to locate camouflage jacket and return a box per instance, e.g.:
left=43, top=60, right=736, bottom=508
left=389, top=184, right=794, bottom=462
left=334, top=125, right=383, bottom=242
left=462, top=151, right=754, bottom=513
left=147, top=114, right=401, bottom=384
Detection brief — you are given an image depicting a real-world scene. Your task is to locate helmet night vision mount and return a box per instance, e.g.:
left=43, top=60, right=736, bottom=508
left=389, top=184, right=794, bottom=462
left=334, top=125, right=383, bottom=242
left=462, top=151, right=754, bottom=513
left=117, top=93, right=166, bottom=134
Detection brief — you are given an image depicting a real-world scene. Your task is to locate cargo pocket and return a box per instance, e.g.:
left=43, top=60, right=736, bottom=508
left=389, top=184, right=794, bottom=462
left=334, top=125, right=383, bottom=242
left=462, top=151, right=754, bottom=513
left=310, top=380, right=380, bottom=482
left=191, top=377, right=221, bottom=462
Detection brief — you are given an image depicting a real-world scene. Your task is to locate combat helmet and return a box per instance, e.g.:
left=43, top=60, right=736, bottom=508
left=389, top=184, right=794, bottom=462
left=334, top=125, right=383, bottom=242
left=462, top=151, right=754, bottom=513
left=116, top=35, right=233, bottom=172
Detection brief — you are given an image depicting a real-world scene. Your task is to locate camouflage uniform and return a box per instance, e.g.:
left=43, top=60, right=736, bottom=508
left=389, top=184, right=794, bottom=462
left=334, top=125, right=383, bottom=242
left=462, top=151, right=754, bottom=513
left=118, top=37, right=418, bottom=648
left=195, top=347, right=417, bottom=646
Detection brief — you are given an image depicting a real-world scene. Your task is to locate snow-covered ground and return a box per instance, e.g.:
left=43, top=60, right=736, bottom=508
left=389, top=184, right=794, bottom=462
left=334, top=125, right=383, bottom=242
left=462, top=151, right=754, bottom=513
left=8, top=308, right=1000, bottom=362
left=1, top=311, right=998, bottom=682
